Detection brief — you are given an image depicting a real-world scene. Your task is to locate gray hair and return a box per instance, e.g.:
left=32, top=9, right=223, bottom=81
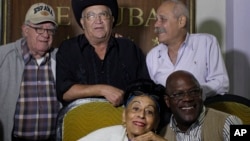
left=164, top=0, right=190, bottom=29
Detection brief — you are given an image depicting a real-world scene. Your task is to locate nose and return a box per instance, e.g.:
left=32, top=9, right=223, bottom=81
left=94, top=15, right=103, bottom=22
left=137, top=110, right=145, bottom=118
left=41, top=29, right=50, bottom=37
left=154, top=20, right=159, bottom=27
left=154, top=18, right=161, bottom=27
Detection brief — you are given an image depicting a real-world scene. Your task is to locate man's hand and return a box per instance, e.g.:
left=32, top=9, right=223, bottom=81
left=99, top=85, right=124, bottom=106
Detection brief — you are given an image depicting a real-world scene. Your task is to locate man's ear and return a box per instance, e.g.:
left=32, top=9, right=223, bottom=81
left=112, top=16, right=114, bottom=23
left=164, top=95, right=170, bottom=108
left=22, top=25, right=29, bottom=36
left=80, top=18, right=85, bottom=29
left=178, top=15, right=187, bottom=28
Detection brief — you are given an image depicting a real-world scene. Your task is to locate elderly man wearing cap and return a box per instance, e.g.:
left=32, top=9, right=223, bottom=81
left=0, top=3, right=60, bottom=141
left=56, top=0, right=150, bottom=106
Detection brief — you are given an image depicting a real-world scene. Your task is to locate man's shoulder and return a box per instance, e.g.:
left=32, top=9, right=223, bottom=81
left=60, top=34, right=84, bottom=46
left=0, top=38, right=21, bottom=50
left=114, top=37, right=143, bottom=55
left=146, top=43, right=166, bottom=57
left=206, top=107, right=231, bottom=119
left=189, top=33, right=217, bottom=40
left=58, top=34, right=85, bottom=53
left=115, top=37, right=136, bottom=47
left=0, top=39, right=22, bottom=60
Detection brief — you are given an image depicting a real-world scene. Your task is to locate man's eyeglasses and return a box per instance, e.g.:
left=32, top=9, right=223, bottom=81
left=83, top=12, right=111, bottom=21
left=168, top=87, right=202, bottom=101
left=27, top=24, right=56, bottom=35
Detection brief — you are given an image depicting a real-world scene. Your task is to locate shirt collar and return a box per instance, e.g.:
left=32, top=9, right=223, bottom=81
left=79, top=34, right=115, bottom=52
left=178, top=32, right=189, bottom=50
left=21, top=38, right=51, bottom=65
left=184, top=32, right=189, bottom=44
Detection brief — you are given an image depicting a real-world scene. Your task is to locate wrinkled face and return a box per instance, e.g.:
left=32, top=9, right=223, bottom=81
left=123, top=95, right=159, bottom=139
left=165, top=76, right=203, bottom=129
left=22, top=22, right=55, bottom=58
left=154, top=2, right=182, bottom=45
left=80, top=5, right=114, bottom=43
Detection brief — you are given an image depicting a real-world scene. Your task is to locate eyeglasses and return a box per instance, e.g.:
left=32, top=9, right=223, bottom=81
left=83, top=11, right=111, bottom=21
left=168, top=88, right=202, bottom=101
left=27, top=24, right=56, bottom=35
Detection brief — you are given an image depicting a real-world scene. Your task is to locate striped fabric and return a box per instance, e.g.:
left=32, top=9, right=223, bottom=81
left=169, top=107, right=242, bottom=141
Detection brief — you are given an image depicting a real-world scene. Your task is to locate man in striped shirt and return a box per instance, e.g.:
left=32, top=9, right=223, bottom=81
left=161, top=70, right=242, bottom=141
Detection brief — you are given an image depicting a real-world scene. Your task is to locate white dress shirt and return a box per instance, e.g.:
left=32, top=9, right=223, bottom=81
left=146, top=33, right=229, bottom=98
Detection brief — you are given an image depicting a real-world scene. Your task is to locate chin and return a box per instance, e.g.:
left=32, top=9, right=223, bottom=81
left=131, top=130, right=146, bottom=136
left=183, top=116, right=198, bottom=124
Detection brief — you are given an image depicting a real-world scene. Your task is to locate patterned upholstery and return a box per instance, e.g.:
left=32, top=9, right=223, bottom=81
left=204, top=94, right=250, bottom=124
left=56, top=98, right=124, bottom=141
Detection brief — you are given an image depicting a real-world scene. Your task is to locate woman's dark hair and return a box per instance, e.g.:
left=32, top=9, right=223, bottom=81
left=123, top=79, right=171, bottom=133
left=124, top=79, right=165, bottom=110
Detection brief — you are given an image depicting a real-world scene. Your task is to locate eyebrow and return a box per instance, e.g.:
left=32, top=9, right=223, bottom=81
left=130, top=100, right=156, bottom=109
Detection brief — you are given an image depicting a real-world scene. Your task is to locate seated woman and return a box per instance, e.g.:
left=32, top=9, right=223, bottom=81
left=78, top=79, right=168, bottom=141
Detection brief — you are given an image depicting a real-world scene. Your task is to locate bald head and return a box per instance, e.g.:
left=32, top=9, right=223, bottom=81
left=164, top=70, right=203, bottom=131
left=166, top=70, right=200, bottom=94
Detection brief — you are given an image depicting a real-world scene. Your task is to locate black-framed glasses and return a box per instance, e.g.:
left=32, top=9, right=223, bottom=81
left=27, top=24, right=56, bottom=35
left=168, top=87, right=202, bottom=101
left=83, top=11, right=111, bottom=21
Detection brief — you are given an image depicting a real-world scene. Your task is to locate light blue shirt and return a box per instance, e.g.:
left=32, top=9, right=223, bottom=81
left=146, top=33, right=229, bottom=98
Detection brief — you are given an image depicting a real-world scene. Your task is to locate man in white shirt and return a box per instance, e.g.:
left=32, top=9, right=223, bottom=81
left=146, top=0, right=229, bottom=99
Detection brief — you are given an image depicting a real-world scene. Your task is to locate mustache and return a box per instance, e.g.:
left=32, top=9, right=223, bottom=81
left=154, top=27, right=166, bottom=34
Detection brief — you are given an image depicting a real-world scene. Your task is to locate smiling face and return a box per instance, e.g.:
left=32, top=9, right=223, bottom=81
left=165, top=71, right=203, bottom=131
left=154, top=1, right=187, bottom=46
left=123, top=95, right=159, bottom=139
left=22, top=22, right=55, bottom=59
left=80, top=5, right=114, bottom=44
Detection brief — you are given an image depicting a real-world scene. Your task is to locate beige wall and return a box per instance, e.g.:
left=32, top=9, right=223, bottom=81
left=196, top=0, right=250, bottom=100
left=196, top=0, right=226, bottom=53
